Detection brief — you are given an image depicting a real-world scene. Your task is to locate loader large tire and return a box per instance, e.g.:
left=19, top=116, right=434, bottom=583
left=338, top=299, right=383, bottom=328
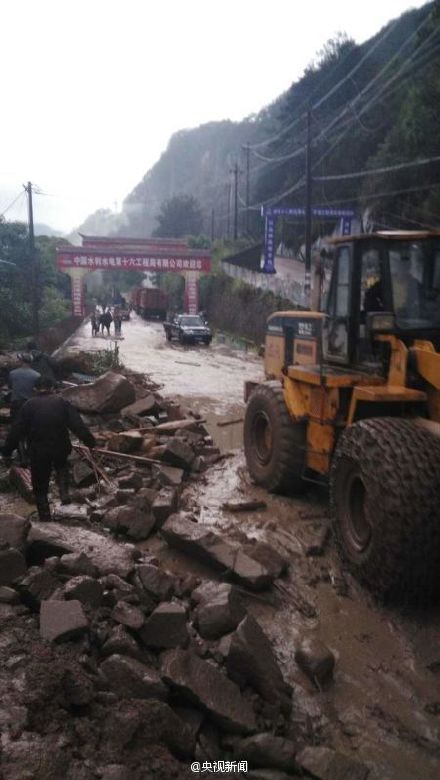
left=244, top=381, right=306, bottom=494
left=331, top=417, right=440, bottom=601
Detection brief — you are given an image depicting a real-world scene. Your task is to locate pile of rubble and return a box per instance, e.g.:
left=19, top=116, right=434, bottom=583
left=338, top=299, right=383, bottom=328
left=0, top=369, right=370, bottom=780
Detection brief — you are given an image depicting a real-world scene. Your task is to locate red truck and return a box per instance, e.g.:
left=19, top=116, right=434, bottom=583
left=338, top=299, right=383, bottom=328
left=131, top=287, right=169, bottom=320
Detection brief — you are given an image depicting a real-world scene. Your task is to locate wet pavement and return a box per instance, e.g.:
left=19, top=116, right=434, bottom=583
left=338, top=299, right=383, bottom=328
left=53, top=314, right=440, bottom=777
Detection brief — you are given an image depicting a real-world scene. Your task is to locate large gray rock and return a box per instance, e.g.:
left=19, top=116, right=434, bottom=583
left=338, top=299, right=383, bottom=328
left=242, top=541, right=288, bottom=579
left=139, top=602, right=188, bottom=649
left=102, top=699, right=195, bottom=759
left=40, top=599, right=89, bottom=642
left=120, top=394, right=157, bottom=417
left=58, top=552, right=99, bottom=578
left=100, top=654, right=167, bottom=700
left=152, top=487, right=178, bottom=526
left=101, top=625, right=143, bottom=660
left=63, top=575, right=103, bottom=608
left=153, top=464, right=184, bottom=488
left=295, top=746, right=370, bottom=780
left=111, top=600, right=145, bottom=630
left=222, top=615, right=291, bottom=716
left=62, top=371, right=135, bottom=413
left=0, top=548, right=27, bottom=586
left=104, top=506, right=156, bottom=541
left=295, top=637, right=335, bottom=687
left=161, top=515, right=273, bottom=591
left=136, top=564, right=175, bottom=601
left=72, top=461, right=97, bottom=488
left=195, top=585, right=246, bottom=639
left=27, top=522, right=138, bottom=578
left=161, top=648, right=256, bottom=734
left=0, top=513, right=30, bottom=551
left=232, top=733, right=298, bottom=773
left=161, top=439, right=195, bottom=470
left=19, top=567, right=59, bottom=609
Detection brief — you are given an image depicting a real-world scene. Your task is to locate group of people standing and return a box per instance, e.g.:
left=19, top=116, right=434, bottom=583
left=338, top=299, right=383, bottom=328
left=90, top=307, right=122, bottom=337
left=2, top=345, right=96, bottom=522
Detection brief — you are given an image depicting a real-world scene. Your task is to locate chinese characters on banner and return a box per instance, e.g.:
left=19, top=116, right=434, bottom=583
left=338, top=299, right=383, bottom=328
left=184, top=272, right=199, bottom=314
left=71, top=276, right=85, bottom=317
left=56, top=253, right=211, bottom=273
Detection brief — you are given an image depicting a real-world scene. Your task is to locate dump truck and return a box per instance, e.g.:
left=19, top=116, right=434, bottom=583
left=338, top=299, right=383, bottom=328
left=131, top=288, right=169, bottom=320
left=244, top=231, right=440, bottom=599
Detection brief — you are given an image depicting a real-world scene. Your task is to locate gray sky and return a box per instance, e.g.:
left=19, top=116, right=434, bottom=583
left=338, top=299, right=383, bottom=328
left=0, top=0, right=429, bottom=232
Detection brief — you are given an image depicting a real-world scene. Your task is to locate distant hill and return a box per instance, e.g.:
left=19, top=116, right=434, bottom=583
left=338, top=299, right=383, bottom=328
left=76, top=1, right=439, bottom=241
left=34, top=223, right=64, bottom=237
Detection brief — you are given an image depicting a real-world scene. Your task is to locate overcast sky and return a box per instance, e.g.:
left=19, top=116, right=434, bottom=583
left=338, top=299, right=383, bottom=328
left=0, top=0, right=429, bottom=232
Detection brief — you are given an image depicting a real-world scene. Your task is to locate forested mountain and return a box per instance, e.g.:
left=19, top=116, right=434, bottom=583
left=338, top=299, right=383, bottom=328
left=78, top=1, right=439, bottom=242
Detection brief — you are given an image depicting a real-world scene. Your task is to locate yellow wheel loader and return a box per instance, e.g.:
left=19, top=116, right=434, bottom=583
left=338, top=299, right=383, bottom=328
left=244, top=231, right=440, bottom=598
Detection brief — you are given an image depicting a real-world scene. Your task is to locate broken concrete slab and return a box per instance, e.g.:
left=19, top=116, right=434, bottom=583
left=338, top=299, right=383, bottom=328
left=0, top=513, right=30, bottom=552
left=0, top=548, right=27, bottom=586
left=27, top=522, right=137, bottom=578
left=161, top=648, right=256, bottom=735
left=295, top=746, right=370, bottom=780
left=294, top=637, right=335, bottom=687
left=222, top=615, right=291, bottom=715
left=161, top=515, right=274, bottom=591
left=161, top=439, right=195, bottom=470
left=139, top=602, right=188, bottom=649
left=62, top=371, right=136, bottom=414
left=103, top=506, right=156, bottom=541
left=63, top=575, right=104, bottom=608
left=195, top=585, right=246, bottom=639
left=111, top=600, right=145, bottom=631
left=100, top=654, right=167, bottom=700
left=40, top=599, right=89, bottom=642
left=120, top=394, right=157, bottom=417
left=136, top=564, right=175, bottom=601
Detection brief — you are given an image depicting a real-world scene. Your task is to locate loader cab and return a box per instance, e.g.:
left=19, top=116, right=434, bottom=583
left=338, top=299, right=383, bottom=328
left=323, top=232, right=440, bottom=369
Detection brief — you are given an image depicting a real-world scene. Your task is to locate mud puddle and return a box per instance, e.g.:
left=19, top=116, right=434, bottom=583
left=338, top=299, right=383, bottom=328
left=182, top=451, right=440, bottom=780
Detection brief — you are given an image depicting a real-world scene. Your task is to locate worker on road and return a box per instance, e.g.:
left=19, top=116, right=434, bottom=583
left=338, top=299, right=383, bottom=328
left=3, top=376, right=96, bottom=521
left=8, top=354, right=40, bottom=465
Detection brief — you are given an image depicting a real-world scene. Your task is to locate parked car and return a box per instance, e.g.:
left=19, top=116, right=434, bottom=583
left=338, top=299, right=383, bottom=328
left=163, top=314, right=212, bottom=345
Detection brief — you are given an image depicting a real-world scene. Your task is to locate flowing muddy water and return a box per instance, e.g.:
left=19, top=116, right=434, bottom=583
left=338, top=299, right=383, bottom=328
left=62, top=314, right=440, bottom=778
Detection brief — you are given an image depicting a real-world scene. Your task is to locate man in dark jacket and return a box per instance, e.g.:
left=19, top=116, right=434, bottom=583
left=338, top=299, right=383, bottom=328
left=3, top=377, right=96, bottom=521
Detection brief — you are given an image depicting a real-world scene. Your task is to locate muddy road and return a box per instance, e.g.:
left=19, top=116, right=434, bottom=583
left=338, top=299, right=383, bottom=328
left=59, top=314, right=440, bottom=779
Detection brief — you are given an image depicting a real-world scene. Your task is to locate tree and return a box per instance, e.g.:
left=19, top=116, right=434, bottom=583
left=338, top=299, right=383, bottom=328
left=153, top=195, right=204, bottom=238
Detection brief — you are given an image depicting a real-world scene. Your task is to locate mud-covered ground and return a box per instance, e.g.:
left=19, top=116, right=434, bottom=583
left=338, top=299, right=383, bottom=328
left=8, top=314, right=440, bottom=779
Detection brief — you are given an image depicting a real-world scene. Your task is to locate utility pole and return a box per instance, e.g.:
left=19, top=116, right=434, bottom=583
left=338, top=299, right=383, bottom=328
left=244, top=143, right=250, bottom=236
left=232, top=161, right=239, bottom=241
left=304, top=109, right=312, bottom=309
left=24, top=181, right=39, bottom=335
left=226, top=181, right=231, bottom=239
left=210, top=208, right=215, bottom=241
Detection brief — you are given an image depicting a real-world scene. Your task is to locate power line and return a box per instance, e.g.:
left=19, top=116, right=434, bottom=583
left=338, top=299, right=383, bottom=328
left=0, top=190, right=25, bottom=218
left=314, top=154, right=440, bottom=182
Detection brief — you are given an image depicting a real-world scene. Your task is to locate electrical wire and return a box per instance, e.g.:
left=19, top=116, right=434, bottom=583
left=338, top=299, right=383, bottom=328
left=0, top=190, right=25, bottom=218
left=314, top=153, right=440, bottom=182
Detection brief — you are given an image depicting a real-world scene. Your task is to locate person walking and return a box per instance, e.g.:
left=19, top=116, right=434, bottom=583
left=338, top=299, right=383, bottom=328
left=3, top=376, right=96, bottom=521
left=91, top=312, right=98, bottom=336
left=100, top=309, right=113, bottom=336
left=8, top=354, right=40, bottom=465
left=8, top=354, right=40, bottom=422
